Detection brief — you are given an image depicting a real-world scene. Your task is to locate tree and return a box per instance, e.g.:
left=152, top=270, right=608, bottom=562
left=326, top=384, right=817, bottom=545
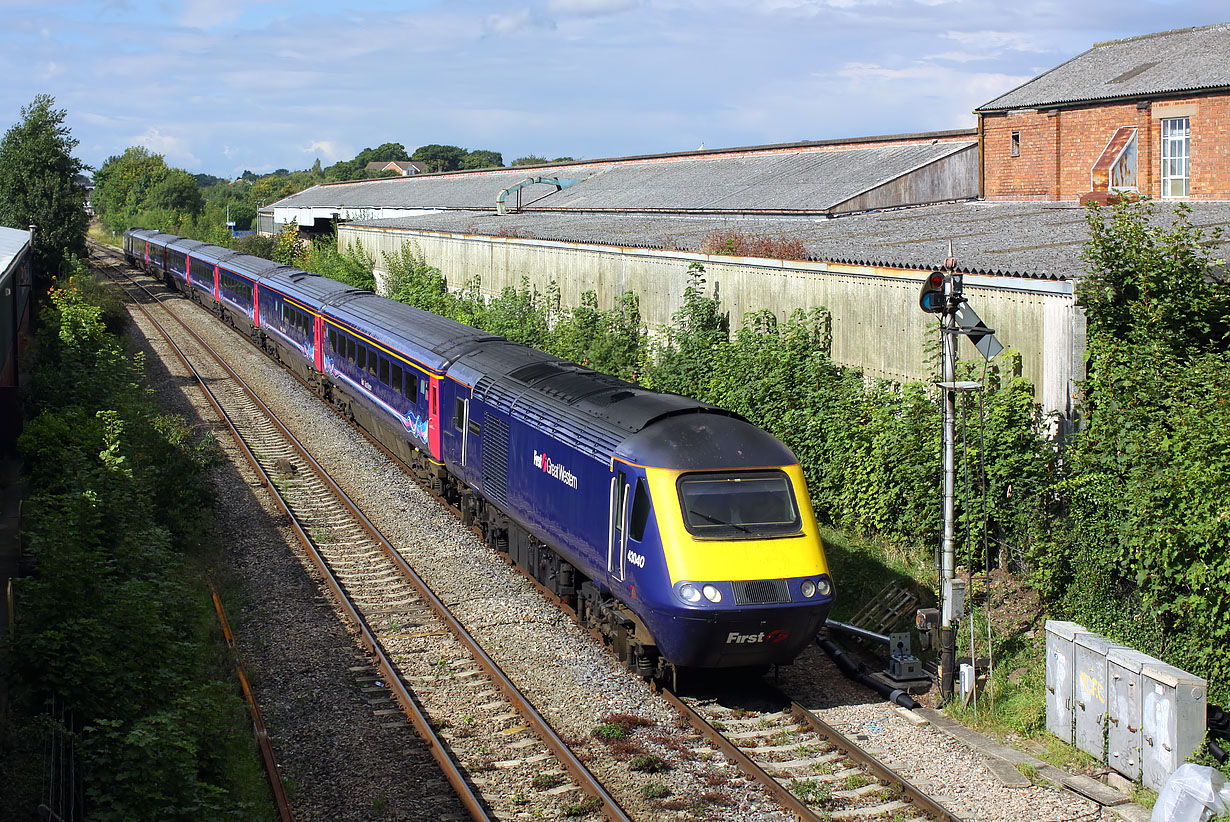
left=0, top=94, right=88, bottom=279
left=512, top=154, right=576, bottom=166
left=227, top=201, right=256, bottom=231
left=92, top=146, right=169, bottom=232
left=145, top=168, right=203, bottom=218
left=511, top=154, right=548, bottom=166
left=460, top=149, right=504, bottom=169
left=354, top=142, right=410, bottom=165
left=411, top=144, right=466, bottom=173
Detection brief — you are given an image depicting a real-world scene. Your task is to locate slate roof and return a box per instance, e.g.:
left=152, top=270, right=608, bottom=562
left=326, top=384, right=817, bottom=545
left=979, top=23, right=1230, bottom=111
left=347, top=200, right=1230, bottom=281
left=270, top=141, right=975, bottom=215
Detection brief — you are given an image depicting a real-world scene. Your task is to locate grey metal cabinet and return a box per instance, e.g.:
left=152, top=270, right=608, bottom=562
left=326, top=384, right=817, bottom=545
left=1140, top=660, right=1207, bottom=792
left=1045, top=620, right=1087, bottom=744
left=1106, top=647, right=1155, bottom=781
left=1074, top=632, right=1121, bottom=760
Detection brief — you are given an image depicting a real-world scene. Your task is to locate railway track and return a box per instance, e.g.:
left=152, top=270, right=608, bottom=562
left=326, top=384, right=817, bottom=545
left=90, top=240, right=968, bottom=821
left=91, top=242, right=630, bottom=822
left=662, top=682, right=954, bottom=822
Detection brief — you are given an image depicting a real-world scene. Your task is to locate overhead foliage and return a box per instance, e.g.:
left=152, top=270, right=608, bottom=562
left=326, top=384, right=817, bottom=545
left=0, top=94, right=88, bottom=280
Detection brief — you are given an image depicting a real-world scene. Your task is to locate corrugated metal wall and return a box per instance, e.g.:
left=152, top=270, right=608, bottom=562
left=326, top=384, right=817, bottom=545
left=339, top=224, right=1083, bottom=416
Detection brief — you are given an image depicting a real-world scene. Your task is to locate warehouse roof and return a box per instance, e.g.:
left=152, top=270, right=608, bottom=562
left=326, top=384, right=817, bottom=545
left=346, top=200, right=1230, bottom=282
left=268, top=136, right=976, bottom=216
left=978, top=23, right=1230, bottom=111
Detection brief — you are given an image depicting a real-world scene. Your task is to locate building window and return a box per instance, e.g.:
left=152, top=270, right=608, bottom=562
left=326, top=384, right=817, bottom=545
left=1010, top=130, right=1020, bottom=157
left=1161, top=117, right=1190, bottom=198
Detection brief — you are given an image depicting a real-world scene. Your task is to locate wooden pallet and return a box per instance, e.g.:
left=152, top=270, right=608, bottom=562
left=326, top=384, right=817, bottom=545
left=849, top=581, right=918, bottom=635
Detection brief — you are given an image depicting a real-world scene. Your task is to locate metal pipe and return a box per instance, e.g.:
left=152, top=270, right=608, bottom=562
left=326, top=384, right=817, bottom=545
left=825, top=618, right=890, bottom=646
left=816, top=636, right=920, bottom=710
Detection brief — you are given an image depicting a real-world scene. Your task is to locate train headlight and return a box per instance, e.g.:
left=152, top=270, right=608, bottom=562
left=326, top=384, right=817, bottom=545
left=801, top=580, right=817, bottom=598
left=679, top=583, right=702, bottom=603
left=816, top=577, right=831, bottom=596
left=702, top=584, right=722, bottom=603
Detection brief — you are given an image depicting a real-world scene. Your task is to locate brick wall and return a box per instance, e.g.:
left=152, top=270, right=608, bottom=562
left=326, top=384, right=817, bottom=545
left=982, top=91, right=1230, bottom=201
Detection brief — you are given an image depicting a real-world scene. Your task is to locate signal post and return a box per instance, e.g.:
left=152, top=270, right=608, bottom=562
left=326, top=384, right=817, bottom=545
left=918, top=256, right=1001, bottom=702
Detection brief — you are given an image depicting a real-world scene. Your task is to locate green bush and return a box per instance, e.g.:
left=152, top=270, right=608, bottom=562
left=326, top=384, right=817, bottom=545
left=6, top=275, right=262, bottom=819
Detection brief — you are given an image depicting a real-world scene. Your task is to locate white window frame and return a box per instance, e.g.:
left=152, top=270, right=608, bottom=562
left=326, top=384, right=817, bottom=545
left=1160, top=117, right=1190, bottom=198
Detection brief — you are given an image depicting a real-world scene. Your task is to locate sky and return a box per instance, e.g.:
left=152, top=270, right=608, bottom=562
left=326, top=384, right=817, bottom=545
left=1, top=0, right=1226, bottom=179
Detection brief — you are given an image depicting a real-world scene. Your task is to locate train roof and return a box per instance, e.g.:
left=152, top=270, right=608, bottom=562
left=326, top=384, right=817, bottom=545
left=165, top=237, right=214, bottom=255
left=322, top=291, right=500, bottom=374
left=219, top=253, right=292, bottom=280
left=618, top=413, right=798, bottom=471
left=258, top=266, right=359, bottom=306
left=452, top=340, right=734, bottom=463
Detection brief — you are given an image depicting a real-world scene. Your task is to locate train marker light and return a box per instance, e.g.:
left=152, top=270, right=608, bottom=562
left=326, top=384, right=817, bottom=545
left=919, top=271, right=947, bottom=314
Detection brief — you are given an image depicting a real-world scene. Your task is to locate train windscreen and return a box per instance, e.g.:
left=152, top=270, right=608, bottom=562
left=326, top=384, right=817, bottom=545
left=676, top=470, right=801, bottom=538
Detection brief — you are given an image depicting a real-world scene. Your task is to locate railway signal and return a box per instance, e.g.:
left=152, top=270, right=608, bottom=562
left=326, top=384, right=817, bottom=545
left=917, top=251, right=1004, bottom=703
left=918, top=271, right=947, bottom=313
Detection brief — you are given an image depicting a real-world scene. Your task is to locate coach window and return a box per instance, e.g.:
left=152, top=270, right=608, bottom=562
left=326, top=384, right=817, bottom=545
left=328, top=328, right=337, bottom=352
left=379, top=356, right=389, bottom=385
left=368, top=351, right=378, bottom=378
left=629, top=478, right=651, bottom=542
left=405, top=374, right=419, bottom=402
left=392, top=363, right=403, bottom=395
left=356, top=345, right=366, bottom=372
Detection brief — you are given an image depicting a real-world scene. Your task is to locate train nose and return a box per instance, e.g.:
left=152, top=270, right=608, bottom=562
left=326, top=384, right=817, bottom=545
left=657, top=603, right=831, bottom=668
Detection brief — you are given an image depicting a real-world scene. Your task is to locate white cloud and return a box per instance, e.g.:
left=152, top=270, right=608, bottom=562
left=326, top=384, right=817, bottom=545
left=301, top=140, right=347, bottom=163
left=943, top=29, right=1047, bottom=53
left=129, top=127, right=200, bottom=168
left=547, top=0, right=637, bottom=15
left=485, top=8, right=555, bottom=35
left=177, top=0, right=276, bottom=29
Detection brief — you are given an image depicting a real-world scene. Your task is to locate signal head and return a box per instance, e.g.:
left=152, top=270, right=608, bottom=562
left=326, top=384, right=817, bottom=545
left=919, top=271, right=947, bottom=314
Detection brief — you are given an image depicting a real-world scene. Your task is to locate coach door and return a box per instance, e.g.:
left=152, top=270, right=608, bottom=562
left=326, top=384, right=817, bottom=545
left=608, top=470, right=629, bottom=583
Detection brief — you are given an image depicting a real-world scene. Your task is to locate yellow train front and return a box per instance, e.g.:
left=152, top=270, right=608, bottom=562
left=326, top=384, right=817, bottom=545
left=610, top=412, right=834, bottom=671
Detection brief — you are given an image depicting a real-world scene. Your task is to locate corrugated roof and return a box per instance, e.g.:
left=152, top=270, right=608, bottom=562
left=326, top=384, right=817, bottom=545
left=346, top=200, right=1230, bottom=281
left=269, top=141, right=975, bottom=215
left=978, top=23, right=1230, bottom=111
left=534, top=143, right=974, bottom=213
left=0, top=226, right=30, bottom=277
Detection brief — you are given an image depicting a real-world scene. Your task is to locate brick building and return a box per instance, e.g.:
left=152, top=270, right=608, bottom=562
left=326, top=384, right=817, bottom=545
left=977, top=23, right=1230, bottom=202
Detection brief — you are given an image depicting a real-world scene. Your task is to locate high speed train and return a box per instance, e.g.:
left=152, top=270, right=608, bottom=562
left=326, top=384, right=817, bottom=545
left=125, top=228, right=835, bottom=679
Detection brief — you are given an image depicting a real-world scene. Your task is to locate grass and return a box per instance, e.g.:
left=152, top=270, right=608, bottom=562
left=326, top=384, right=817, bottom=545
left=629, top=753, right=670, bottom=773
left=531, top=773, right=563, bottom=790
left=817, top=526, right=934, bottom=622
left=790, top=777, right=833, bottom=804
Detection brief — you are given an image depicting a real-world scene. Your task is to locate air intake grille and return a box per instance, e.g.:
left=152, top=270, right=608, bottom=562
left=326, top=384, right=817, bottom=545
left=732, top=579, right=790, bottom=606
left=481, top=414, right=509, bottom=505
